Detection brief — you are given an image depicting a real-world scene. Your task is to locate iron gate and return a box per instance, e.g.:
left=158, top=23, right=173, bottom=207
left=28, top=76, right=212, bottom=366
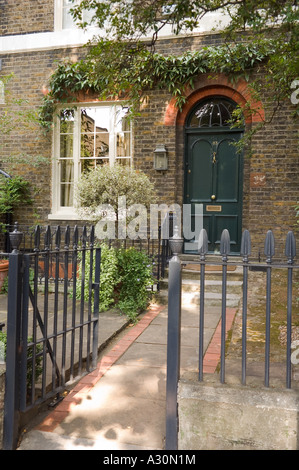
left=3, top=224, right=101, bottom=450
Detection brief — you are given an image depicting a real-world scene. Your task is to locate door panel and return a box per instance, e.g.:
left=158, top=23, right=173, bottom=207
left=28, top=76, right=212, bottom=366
left=190, top=139, right=213, bottom=202
left=216, top=138, right=239, bottom=202
left=184, top=131, right=243, bottom=254
left=214, top=215, right=239, bottom=246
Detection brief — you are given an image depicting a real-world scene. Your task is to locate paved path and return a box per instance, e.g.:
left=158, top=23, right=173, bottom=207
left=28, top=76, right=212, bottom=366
left=17, top=301, right=236, bottom=450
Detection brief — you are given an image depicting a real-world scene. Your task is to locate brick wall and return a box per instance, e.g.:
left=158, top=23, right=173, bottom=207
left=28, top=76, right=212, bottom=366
left=0, top=47, right=81, bottom=226
left=0, top=0, right=54, bottom=36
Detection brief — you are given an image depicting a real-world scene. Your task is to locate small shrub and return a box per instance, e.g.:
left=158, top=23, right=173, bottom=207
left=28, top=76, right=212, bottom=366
left=116, top=247, right=155, bottom=322
left=0, top=331, right=43, bottom=389
left=74, top=244, right=155, bottom=321
left=73, top=243, right=119, bottom=312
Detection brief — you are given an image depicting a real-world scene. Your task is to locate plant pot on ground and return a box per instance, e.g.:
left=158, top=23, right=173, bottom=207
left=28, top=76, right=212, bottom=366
left=0, top=259, right=9, bottom=292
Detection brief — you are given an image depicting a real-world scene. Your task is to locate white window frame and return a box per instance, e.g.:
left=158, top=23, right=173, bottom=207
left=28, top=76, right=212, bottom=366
left=49, top=102, right=133, bottom=220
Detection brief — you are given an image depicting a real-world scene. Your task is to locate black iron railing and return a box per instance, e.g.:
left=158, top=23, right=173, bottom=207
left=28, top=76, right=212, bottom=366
left=1, top=222, right=164, bottom=449
left=165, top=228, right=299, bottom=450
left=2, top=224, right=101, bottom=450
left=0, top=223, right=163, bottom=289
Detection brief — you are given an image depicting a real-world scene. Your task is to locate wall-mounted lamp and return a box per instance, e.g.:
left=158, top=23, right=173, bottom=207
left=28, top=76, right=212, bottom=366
left=153, top=144, right=168, bottom=171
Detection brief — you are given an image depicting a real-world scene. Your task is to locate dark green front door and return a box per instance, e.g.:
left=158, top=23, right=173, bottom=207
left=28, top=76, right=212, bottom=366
left=184, top=129, right=244, bottom=253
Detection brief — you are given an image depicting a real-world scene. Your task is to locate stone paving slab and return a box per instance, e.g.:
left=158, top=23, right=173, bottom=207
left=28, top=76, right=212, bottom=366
left=17, top=301, right=237, bottom=450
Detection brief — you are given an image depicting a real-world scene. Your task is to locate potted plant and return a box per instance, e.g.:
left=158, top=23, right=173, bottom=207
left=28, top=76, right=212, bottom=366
left=0, top=259, right=9, bottom=292
left=0, top=174, right=32, bottom=291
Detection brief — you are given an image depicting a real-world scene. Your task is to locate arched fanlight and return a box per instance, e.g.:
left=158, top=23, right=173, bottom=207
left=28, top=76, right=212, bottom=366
left=188, top=97, right=243, bottom=128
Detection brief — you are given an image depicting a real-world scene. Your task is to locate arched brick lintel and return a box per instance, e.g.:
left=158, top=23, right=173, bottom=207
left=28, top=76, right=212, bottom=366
left=164, top=75, right=265, bottom=127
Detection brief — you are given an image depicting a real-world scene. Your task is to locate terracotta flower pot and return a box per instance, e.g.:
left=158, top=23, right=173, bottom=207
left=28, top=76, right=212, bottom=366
left=0, top=260, right=9, bottom=293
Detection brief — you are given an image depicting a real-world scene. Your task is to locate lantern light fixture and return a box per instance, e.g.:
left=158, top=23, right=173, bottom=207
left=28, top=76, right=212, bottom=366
left=153, top=144, right=168, bottom=170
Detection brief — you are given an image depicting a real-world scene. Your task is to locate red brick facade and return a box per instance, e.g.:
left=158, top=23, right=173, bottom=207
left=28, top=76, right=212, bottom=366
left=0, top=4, right=298, bottom=258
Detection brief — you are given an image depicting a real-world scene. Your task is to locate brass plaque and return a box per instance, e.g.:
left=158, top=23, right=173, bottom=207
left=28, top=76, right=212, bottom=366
left=206, top=205, right=222, bottom=212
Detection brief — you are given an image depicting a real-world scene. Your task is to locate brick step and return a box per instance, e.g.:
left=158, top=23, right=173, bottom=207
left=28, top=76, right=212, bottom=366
left=158, top=261, right=243, bottom=308
left=163, top=266, right=244, bottom=281
left=157, top=289, right=241, bottom=308
left=160, top=277, right=243, bottom=294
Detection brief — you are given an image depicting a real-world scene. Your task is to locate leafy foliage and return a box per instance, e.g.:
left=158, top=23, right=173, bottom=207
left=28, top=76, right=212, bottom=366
left=75, top=164, right=156, bottom=222
left=39, top=39, right=277, bottom=126
left=74, top=242, right=119, bottom=311
left=38, top=0, right=298, bottom=142
left=116, top=247, right=155, bottom=321
left=74, top=243, right=155, bottom=322
left=0, top=175, right=32, bottom=214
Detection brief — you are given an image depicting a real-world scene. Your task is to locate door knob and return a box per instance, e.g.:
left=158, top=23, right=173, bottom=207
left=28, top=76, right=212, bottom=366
left=211, top=195, right=216, bottom=200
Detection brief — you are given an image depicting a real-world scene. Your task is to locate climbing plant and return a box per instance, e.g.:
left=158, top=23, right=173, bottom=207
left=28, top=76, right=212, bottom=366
left=39, top=0, right=299, bottom=132
left=39, top=38, right=277, bottom=129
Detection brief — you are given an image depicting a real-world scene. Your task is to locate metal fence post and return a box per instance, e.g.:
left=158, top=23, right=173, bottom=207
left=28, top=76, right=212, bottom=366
left=285, top=231, right=296, bottom=389
left=166, top=226, right=183, bottom=450
left=264, top=230, right=274, bottom=387
left=198, top=229, right=208, bottom=381
left=3, top=224, right=23, bottom=450
left=220, top=229, right=230, bottom=384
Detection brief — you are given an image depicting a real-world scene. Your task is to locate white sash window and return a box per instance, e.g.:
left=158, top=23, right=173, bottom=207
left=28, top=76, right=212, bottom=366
left=50, top=103, right=132, bottom=219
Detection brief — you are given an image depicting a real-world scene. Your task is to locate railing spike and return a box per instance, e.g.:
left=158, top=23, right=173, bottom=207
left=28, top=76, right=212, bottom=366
left=82, top=225, right=87, bottom=247
left=90, top=225, right=95, bottom=246
left=198, top=228, right=208, bottom=255
left=55, top=225, right=61, bottom=249
left=64, top=225, right=70, bottom=249
left=264, top=230, right=275, bottom=261
left=220, top=229, right=230, bottom=256
left=240, top=229, right=251, bottom=258
left=44, top=225, right=51, bottom=250
left=34, top=225, right=40, bottom=251
left=285, top=231, right=296, bottom=261
left=73, top=225, right=79, bottom=248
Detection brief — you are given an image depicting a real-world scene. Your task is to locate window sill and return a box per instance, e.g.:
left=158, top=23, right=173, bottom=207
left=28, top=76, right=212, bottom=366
left=48, top=211, right=82, bottom=221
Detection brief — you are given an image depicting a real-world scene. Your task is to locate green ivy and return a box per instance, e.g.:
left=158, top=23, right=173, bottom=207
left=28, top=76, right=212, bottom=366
left=39, top=38, right=277, bottom=130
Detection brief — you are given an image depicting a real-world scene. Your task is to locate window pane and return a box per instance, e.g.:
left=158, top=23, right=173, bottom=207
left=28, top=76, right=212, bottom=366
left=81, top=107, right=110, bottom=133
left=80, top=108, right=111, bottom=168
left=60, top=160, right=74, bottom=183
left=62, top=0, right=76, bottom=29
left=117, top=132, right=131, bottom=157
left=62, top=0, right=96, bottom=29
left=81, top=133, right=94, bottom=159
left=81, top=158, right=109, bottom=173
left=115, top=107, right=130, bottom=132
left=60, top=184, right=73, bottom=207
left=95, top=134, right=109, bottom=157
left=60, top=135, right=73, bottom=159
left=60, top=109, right=74, bottom=133
left=115, top=158, right=131, bottom=166
left=81, top=112, right=95, bottom=133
